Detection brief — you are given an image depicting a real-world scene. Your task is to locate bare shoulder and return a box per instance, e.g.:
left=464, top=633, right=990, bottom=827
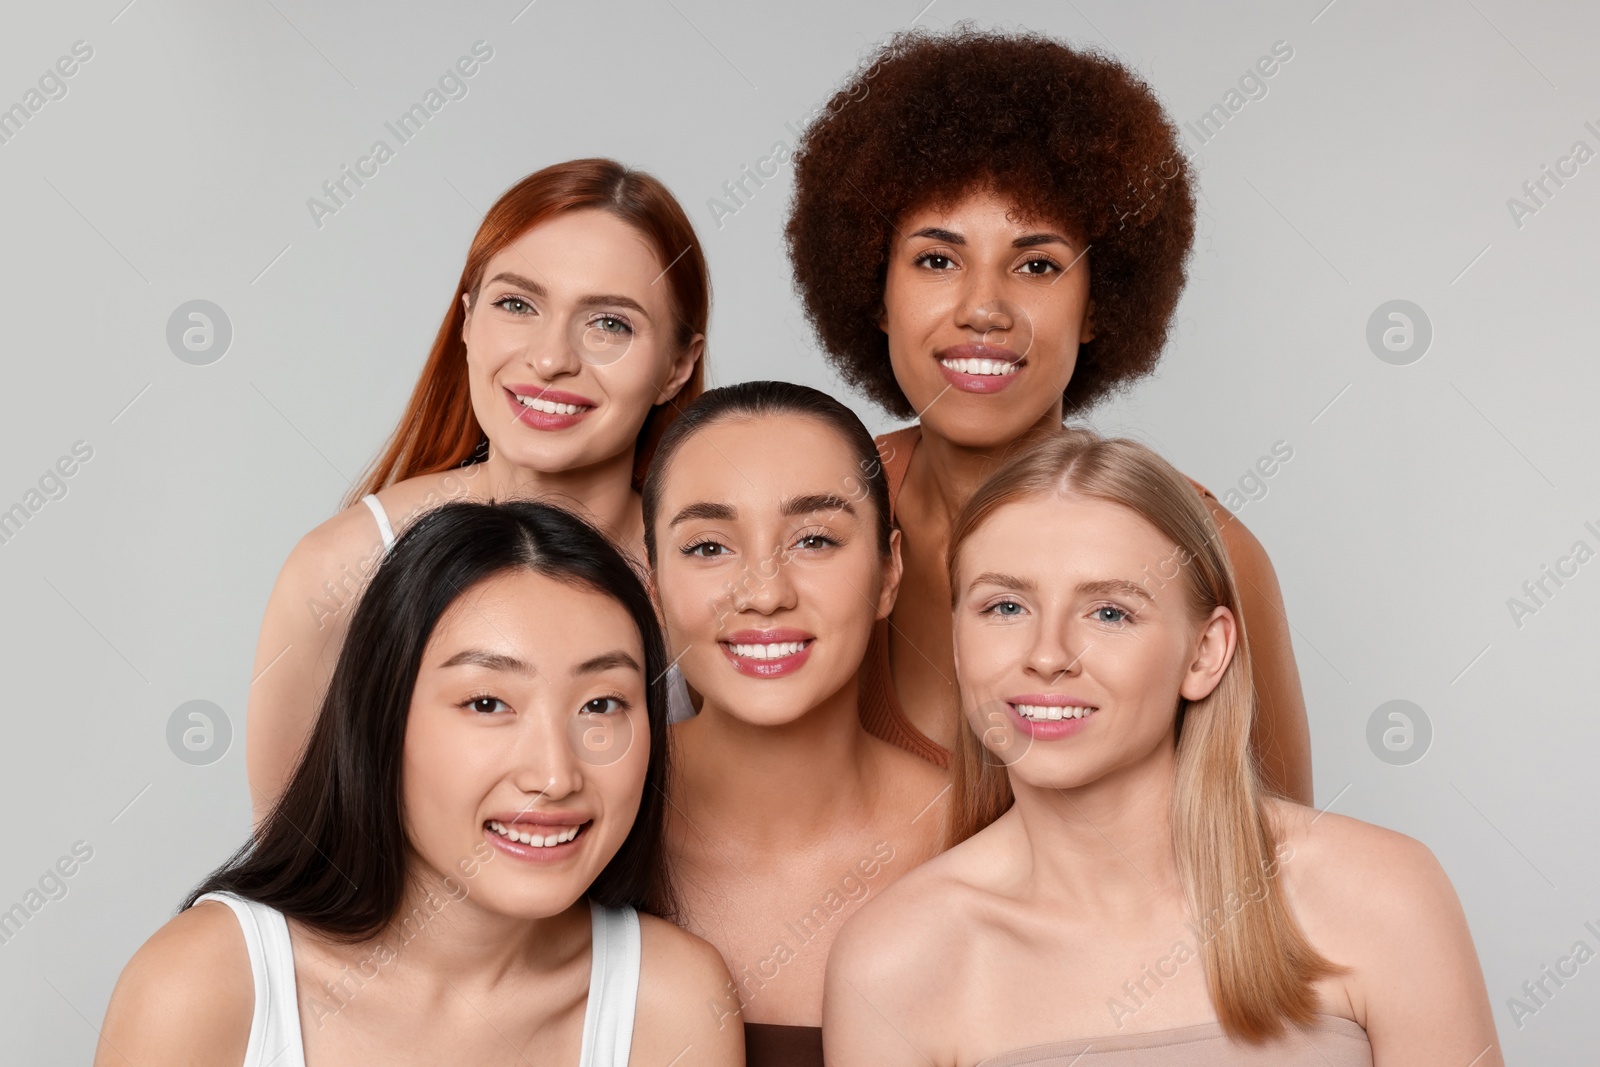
left=828, top=824, right=997, bottom=999
left=95, top=900, right=253, bottom=1065
left=1269, top=797, right=1454, bottom=914
left=631, top=912, right=742, bottom=1065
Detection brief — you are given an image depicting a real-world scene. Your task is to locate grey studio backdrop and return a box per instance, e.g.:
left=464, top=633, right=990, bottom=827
left=1, top=0, right=1595, bottom=1061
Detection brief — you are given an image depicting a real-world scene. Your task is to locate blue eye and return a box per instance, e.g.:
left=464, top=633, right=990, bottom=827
left=983, top=599, right=1024, bottom=617
left=581, top=696, right=628, bottom=716
left=1093, top=605, right=1131, bottom=624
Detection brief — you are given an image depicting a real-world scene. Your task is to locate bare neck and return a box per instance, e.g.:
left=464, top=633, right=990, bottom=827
left=472, top=447, right=643, bottom=552
left=674, top=680, right=882, bottom=851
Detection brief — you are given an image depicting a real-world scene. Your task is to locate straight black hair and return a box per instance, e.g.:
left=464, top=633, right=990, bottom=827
left=187, top=500, right=675, bottom=938
left=640, top=380, right=893, bottom=564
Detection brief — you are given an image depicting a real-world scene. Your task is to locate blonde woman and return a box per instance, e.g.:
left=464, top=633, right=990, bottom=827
left=823, top=429, right=1499, bottom=1065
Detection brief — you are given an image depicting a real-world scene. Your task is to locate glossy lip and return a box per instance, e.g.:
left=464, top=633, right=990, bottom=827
left=483, top=814, right=593, bottom=864
left=934, top=343, right=1024, bottom=395
left=719, top=627, right=815, bottom=679
left=504, top=384, right=597, bottom=431
left=1006, top=694, right=1099, bottom=741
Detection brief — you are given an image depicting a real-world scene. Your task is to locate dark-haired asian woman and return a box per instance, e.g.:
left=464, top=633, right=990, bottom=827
left=247, top=159, right=709, bottom=822
left=97, top=501, right=741, bottom=1066
left=785, top=28, right=1313, bottom=802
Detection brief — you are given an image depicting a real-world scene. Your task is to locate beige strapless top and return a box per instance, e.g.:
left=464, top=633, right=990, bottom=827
left=973, top=1014, right=1371, bottom=1066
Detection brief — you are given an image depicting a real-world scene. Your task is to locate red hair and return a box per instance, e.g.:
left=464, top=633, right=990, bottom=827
left=347, top=158, right=709, bottom=507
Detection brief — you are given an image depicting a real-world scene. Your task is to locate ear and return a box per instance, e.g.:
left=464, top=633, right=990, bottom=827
left=875, top=527, right=904, bottom=621
left=1179, top=605, right=1236, bottom=703
left=460, top=291, right=474, bottom=348
left=875, top=302, right=889, bottom=335
left=655, top=333, right=704, bottom=406
left=1078, top=296, right=1096, bottom=345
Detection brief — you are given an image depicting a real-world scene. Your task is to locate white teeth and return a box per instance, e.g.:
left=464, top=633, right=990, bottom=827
left=517, top=394, right=585, bottom=415
left=726, top=641, right=807, bottom=659
left=1013, top=703, right=1096, bottom=721
left=941, top=357, right=1018, bottom=376
left=488, top=820, right=581, bottom=847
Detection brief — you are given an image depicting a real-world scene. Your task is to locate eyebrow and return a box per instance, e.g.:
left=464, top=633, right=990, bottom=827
left=966, top=573, right=1155, bottom=605
left=667, top=494, right=857, bottom=529
left=574, top=650, right=642, bottom=675
left=784, top=493, right=855, bottom=520
left=909, top=227, right=1076, bottom=251
left=438, top=648, right=642, bottom=677
left=668, top=501, right=736, bottom=528
left=483, top=272, right=651, bottom=318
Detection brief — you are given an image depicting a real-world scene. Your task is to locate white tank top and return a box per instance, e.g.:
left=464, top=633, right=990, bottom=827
left=194, top=891, right=641, bottom=1066
left=362, top=493, right=698, bottom=722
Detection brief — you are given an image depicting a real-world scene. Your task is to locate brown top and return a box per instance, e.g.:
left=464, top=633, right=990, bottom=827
left=859, top=425, right=1299, bottom=781
left=744, top=1022, right=823, bottom=1067
left=972, top=1014, right=1372, bottom=1066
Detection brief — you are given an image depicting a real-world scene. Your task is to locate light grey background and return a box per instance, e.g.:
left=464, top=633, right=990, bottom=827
left=2, top=0, right=1595, bottom=1061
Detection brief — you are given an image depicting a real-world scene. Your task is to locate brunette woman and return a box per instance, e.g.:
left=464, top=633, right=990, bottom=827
left=786, top=28, right=1313, bottom=801
left=98, top=501, right=741, bottom=1065
left=823, top=431, right=1499, bottom=1065
left=641, top=382, right=947, bottom=1066
left=248, top=159, right=709, bottom=820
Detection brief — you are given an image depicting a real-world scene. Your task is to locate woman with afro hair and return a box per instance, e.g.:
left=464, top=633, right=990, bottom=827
left=785, top=25, right=1313, bottom=804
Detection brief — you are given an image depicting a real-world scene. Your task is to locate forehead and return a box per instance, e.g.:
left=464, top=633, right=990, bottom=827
left=661, top=414, right=862, bottom=510
left=426, top=567, right=641, bottom=663
left=481, top=209, right=667, bottom=299
left=961, top=493, right=1178, bottom=583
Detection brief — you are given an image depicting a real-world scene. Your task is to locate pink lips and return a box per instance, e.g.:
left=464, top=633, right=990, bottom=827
left=483, top=815, right=591, bottom=865
left=504, top=384, right=597, bottom=431
left=719, top=628, right=815, bottom=678
left=1006, top=694, right=1098, bottom=741
left=935, top=343, right=1023, bottom=395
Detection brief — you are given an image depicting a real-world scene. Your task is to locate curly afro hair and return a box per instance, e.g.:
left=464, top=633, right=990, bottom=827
left=785, top=25, right=1197, bottom=420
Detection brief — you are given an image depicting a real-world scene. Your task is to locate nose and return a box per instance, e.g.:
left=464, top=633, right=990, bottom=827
left=1025, top=613, right=1085, bottom=682
left=731, top=548, right=799, bottom=617
left=954, top=268, right=1015, bottom=342
left=509, top=703, right=585, bottom=804
left=525, top=319, right=583, bottom=381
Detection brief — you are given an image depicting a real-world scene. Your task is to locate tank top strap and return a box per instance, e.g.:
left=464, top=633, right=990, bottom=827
left=362, top=493, right=396, bottom=552
left=192, top=891, right=307, bottom=1067
left=578, top=899, right=641, bottom=1067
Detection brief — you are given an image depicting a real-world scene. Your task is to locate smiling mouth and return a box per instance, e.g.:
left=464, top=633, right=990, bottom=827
left=486, top=820, right=588, bottom=848
left=1012, top=703, right=1097, bottom=721
left=939, top=355, right=1021, bottom=377
left=720, top=639, right=813, bottom=660
left=512, top=392, right=592, bottom=416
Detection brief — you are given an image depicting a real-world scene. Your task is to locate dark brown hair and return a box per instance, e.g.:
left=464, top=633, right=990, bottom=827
left=348, top=158, right=710, bottom=504
left=785, top=25, right=1195, bottom=419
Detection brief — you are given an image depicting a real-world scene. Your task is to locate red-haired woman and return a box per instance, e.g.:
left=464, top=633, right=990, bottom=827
left=785, top=28, right=1313, bottom=801
left=246, top=159, right=709, bottom=822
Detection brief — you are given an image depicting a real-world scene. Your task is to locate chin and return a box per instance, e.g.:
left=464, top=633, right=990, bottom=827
left=920, top=398, right=1059, bottom=447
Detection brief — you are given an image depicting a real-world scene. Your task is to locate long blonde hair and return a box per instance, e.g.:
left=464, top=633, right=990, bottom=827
left=945, top=428, right=1341, bottom=1040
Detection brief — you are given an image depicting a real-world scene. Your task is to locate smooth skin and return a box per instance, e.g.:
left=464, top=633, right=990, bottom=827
left=98, top=569, right=741, bottom=1066
left=877, top=187, right=1313, bottom=802
left=823, top=494, right=1500, bottom=1066
left=246, top=210, right=703, bottom=823
left=653, top=414, right=947, bottom=1026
